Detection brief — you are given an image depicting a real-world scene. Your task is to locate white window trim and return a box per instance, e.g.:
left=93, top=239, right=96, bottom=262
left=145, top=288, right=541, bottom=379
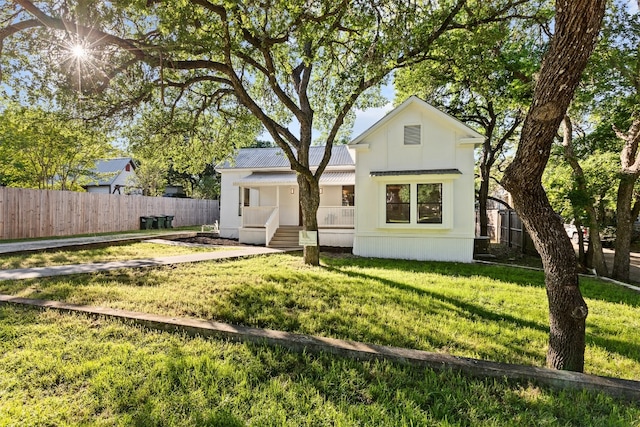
left=375, top=176, right=456, bottom=230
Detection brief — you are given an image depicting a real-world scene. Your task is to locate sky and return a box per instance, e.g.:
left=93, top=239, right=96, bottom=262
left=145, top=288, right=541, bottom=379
left=351, top=83, right=395, bottom=138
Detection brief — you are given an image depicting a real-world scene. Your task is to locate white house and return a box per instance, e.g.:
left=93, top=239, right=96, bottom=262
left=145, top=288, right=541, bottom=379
left=83, top=158, right=138, bottom=194
left=216, top=96, right=483, bottom=262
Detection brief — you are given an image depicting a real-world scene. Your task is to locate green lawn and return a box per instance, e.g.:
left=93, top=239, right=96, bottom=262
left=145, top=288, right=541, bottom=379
left=0, top=241, right=221, bottom=269
left=0, top=253, right=638, bottom=382
left=1, top=305, right=638, bottom=426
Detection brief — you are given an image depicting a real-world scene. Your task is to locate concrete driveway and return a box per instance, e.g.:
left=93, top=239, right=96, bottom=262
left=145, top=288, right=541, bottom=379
left=575, top=243, right=640, bottom=284
left=601, top=248, right=640, bottom=284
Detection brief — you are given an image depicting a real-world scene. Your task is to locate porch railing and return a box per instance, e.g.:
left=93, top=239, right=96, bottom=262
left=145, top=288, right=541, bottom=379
left=317, top=206, right=355, bottom=228
left=265, top=207, right=280, bottom=245
left=242, top=206, right=277, bottom=227
left=243, top=205, right=354, bottom=229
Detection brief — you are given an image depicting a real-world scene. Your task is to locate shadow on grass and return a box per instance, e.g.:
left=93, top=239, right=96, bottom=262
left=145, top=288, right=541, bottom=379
left=322, top=254, right=640, bottom=308
left=322, top=264, right=547, bottom=363
left=322, top=256, right=640, bottom=367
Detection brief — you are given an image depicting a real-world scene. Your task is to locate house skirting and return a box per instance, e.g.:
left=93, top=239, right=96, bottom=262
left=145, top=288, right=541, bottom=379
left=353, top=235, right=474, bottom=263
left=318, top=229, right=354, bottom=248
left=239, top=227, right=266, bottom=245
left=220, top=227, right=239, bottom=240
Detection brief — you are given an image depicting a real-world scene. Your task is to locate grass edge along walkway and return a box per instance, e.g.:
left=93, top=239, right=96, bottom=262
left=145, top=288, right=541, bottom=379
left=1, top=294, right=639, bottom=402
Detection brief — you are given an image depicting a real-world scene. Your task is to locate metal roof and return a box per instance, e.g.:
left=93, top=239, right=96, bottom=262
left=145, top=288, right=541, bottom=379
left=370, top=169, right=461, bottom=176
left=217, top=145, right=354, bottom=170
left=233, top=171, right=355, bottom=186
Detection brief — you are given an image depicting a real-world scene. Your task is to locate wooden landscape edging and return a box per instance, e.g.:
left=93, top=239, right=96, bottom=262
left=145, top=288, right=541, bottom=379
left=1, top=294, right=639, bottom=401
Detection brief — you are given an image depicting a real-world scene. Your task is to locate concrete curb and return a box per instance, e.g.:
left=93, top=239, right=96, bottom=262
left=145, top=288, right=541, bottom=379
left=1, top=294, right=639, bottom=401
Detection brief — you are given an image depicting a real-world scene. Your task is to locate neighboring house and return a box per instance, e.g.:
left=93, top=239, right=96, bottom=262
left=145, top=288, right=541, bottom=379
left=216, top=96, right=483, bottom=262
left=83, top=158, right=138, bottom=194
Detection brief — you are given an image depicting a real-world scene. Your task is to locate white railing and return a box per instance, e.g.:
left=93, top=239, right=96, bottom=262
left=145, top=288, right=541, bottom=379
left=243, top=206, right=277, bottom=227
left=317, top=206, right=355, bottom=228
left=265, top=207, right=280, bottom=245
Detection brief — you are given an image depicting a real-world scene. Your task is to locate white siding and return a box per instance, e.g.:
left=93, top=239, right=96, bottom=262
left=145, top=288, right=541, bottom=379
left=319, top=229, right=354, bottom=247
left=260, top=186, right=278, bottom=206
left=219, top=171, right=249, bottom=239
left=280, top=186, right=299, bottom=226
left=113, top=168, right=136, bottom=189
left=353, top=235, right=474, bottom=262
left=319, top=186, right=342, bottom=206
left=86, top=186, right=110, bottom=194
left=351, top=99, right=477, bottom=262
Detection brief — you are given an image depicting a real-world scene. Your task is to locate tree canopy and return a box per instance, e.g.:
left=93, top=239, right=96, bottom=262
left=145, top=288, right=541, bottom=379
left=0, top=0, right=534, bottom=264
left=394, top=11, right=549, bottom=237
left=0, top=103, right=114, bottom=190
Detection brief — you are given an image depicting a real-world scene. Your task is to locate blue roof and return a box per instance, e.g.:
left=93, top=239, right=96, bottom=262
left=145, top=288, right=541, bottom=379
left=216, top=145, right=354, bottom=170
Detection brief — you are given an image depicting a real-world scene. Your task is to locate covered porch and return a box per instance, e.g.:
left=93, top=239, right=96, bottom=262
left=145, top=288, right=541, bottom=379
left=233, top=171, right=355, bottom=247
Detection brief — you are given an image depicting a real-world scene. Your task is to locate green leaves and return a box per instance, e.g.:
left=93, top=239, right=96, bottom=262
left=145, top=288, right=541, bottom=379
left=0, top=103, right=115, bottom=190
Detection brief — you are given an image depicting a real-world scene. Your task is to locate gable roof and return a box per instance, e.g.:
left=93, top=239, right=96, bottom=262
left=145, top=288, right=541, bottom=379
left=349, top=95, right=484, bottom=146
left=85, top=157, right=135, bottom=186
left=216, top=144, right=354, bottom=170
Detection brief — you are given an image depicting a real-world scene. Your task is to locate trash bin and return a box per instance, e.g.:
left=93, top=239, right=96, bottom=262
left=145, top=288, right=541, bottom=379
left=164, top=214, right=174, bottom=228
left=153, top=215, right=166, bottom=229
left=140, top=216, right=153, bottom=230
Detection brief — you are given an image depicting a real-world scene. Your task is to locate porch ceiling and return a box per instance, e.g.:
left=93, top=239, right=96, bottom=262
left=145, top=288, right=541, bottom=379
left=233, top=171, right=355, bottom=186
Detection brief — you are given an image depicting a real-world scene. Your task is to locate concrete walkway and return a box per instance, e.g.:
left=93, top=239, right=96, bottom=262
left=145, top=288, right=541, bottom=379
left=0, top=233, right=287, bottom=280
left=0, top=231, right=198, bottom=255
left=0, top=246, right=285, bottom=280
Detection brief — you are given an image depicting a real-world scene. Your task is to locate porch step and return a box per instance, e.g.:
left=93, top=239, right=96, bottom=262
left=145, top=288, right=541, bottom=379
left=268, top=226, right=303, bottom=249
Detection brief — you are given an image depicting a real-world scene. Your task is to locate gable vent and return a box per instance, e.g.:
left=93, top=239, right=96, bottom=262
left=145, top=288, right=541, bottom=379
left=404, top=125, right=421, bottom=145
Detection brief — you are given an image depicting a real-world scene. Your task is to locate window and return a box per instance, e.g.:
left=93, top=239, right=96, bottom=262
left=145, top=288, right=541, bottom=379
left=417, top=183, right=442, bottom=224
left=380, top=181, right=449, bottom=228
left=386, top=184, right=410, bottom=223
left=243, top=188, right=251, bottom=207
left=342, top=185, right=355, bottom=206
left=238, top=187, right=250, bottom=216
left=404, top=125, right=421, bottom=145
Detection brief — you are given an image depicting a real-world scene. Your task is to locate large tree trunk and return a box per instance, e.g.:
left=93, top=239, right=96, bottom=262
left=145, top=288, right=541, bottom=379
left=612, top=174, right=637, bottom=280
left=298, top=174, right=321, bottom=266
left=508, top=188, right=588, bottom=370
left=502, top=0, right=605, bottom=372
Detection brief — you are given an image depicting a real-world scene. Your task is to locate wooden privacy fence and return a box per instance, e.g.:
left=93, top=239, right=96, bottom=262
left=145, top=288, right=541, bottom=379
left=0, top=187, right=219, bottom=240
left=498, top=209, right=537, bottom=255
